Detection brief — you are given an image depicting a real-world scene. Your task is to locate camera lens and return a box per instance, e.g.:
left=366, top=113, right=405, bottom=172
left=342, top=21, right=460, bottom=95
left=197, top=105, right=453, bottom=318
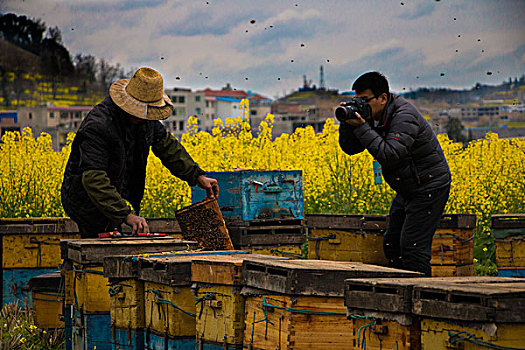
left=335, top=106, right=349, bottom=122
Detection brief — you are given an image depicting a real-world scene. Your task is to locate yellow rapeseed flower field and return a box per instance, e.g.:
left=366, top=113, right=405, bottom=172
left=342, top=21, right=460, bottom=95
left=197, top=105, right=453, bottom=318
left=1, top=100, right=524, bottom=268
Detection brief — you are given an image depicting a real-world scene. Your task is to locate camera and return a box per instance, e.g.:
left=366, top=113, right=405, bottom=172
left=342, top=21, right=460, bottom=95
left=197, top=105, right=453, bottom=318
left=334, top=97, right=372, bottom=123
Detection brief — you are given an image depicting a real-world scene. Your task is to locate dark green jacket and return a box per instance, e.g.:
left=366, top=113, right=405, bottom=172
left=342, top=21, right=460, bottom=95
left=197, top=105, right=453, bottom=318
left=61, top=97, right=204, bottom=232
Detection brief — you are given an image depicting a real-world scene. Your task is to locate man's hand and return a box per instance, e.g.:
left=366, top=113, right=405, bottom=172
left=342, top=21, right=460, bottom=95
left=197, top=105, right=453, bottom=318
left=124, top=214, right=149, bottom=235
left=345, top=112, right=366, bottom=126
left=197, top=175, right=219, bottom=199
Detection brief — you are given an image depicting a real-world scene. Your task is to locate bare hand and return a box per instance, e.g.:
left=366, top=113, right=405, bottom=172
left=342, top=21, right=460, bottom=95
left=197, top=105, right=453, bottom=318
left=345, top=112, right=366, bottom=126
left=197, top=175, right=219, bottom=199
left=124, top=214, right=149, bottom=235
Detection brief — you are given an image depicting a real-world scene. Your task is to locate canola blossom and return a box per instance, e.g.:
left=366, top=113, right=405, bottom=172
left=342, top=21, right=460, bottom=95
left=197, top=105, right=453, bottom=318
left=1, top=102, right=524, bottom=266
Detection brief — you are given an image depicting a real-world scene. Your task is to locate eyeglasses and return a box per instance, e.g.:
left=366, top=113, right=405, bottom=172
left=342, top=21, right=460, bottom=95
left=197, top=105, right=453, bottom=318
left=361, top=96, right=377, bottom=103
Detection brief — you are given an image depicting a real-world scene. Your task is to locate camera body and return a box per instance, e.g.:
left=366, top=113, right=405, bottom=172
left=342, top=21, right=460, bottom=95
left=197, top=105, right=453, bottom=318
left=334, top=97, right=372, bottom=123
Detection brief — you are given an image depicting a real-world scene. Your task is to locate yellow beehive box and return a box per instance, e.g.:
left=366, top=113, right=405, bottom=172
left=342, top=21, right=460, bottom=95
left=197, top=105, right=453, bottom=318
left=29, top=272, right=64, bottom=329
left=109, top=279, right=145, bottom=329
left=420, top=319, right=525, bottom=350
left=307, top=214, right=388, bottom=264
left=194, top=284, right=244, bottom=346
left=244, top=294, right=350, bottom=350
left=413, top=278, right=525, bottom=350
left=73, top=264, right=110, bottom=313
left=143, top=281, right=196, bottom=337
left=0, top=218, right=80, bottom=269
left=493, top=214, right=525, bottom=270
left=191, top=253, right=284, bottom=347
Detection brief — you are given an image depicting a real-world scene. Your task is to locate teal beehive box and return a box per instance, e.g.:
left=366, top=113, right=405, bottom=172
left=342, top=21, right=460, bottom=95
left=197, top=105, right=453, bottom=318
left=191, top=170, right=303, bottom=224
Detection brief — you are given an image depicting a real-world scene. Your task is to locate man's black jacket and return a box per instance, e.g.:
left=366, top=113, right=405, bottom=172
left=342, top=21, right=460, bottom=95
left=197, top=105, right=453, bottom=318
left=61, top=97, right=205, bottom=227
left=339, top=94, right=451, bottom=198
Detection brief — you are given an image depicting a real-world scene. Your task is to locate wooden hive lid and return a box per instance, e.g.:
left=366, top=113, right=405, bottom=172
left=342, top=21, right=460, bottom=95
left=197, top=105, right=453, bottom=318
left=242, top=259, right=422, bottom=296
left=344, top=276, right=515, bottom=315
left=412, top=277, right=525, bottom=322
left=191, top=254, right=289, bottom=285
left=61, top=237, right=198, bottom=265
left=138, top=250, right=251, bottom=286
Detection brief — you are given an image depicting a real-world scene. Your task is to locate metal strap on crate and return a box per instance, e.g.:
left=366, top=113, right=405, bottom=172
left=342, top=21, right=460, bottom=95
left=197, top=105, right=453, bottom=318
left=25, top=237, right=60, bottom=267
left=495, top=236, right=524, bottom=276
left=149, top=288, right=196, bottom=318
left=270, top=248, right=303, bottom=258
left=248, top=296, right=376, bottom=349
left=194, top=293, right=217, bottom=318
left=435, top=232, right=474, bottom=242
left=448, top=330, right=525, bottom=350
left=309, top=233, right=336, bottom=260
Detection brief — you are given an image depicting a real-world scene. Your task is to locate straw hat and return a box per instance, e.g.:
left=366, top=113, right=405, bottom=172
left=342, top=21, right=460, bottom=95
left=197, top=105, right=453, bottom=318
left=109, top=67, right=174, bottom=120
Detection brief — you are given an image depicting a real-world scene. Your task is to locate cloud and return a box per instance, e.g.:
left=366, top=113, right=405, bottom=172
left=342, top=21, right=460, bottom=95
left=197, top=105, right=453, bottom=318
left=397, top=2, right=436, bottom=20
left=69, top=0, right=170, bottom=13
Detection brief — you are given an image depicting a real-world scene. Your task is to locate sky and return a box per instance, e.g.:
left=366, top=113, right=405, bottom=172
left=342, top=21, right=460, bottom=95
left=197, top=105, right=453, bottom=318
left=2, top=0, right=525, bottom=98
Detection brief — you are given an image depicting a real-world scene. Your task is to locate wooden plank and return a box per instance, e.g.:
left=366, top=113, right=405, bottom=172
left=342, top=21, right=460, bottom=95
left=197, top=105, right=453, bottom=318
left=306, top=214, right=388, bottom=231
left=344, top=276, right=512, bottom=314
left=242, top=259, right=422, bottom=296
left=0, top=217, right=79, bottom=234
left=62, top=237, right=197, bottom=264
left=191, top=253, right=286, bottom=285
left=492, top=214, right=525, bottom=229
left=139, top=251, right=251, bottom=286
left=412, top=279, right=525, bottom=322
left=244, top=244, right=304, bottom=259
left=120, top=218, right=182, bottom=234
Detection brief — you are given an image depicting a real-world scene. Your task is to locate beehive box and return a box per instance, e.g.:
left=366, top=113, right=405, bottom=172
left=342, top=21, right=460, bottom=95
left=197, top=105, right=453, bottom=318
left=431, top=214, right=477, bottom=277
left=493, top=214, right=525, bottom=277
left=28, top=271, right=63, bottom=329
left=306, top=214, right=388, bottom=264
left=242, top=259, right=421, bottom=350
left=344, top=276, right=515, bottom=350
left=139, top=251, right=251, bottom=349
left=191, top=170, right=303, bottom=225
left=191, top=254, right=288, bottom=349
left=175, top=198, right=234, bottom=250
left=306, top=214, right=476, bottom=277
left=61, top=237, right=197, bottom=350
left=0, top=217, right=80, bottom=306
left=412, top=278, right=525, bottom=350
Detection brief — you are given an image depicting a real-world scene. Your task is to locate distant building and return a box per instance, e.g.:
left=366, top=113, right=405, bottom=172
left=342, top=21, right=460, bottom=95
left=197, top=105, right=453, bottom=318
left=164, top=84, right=270, bottom=139
left=460, top=106, right=500, bottom=123
left=11, top=105, right=92, bottom=149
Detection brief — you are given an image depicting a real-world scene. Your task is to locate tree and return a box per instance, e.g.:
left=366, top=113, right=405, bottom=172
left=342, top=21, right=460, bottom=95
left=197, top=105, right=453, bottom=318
left=0, top=13, right=45, bottom=54
left=445, top=116, right=467, bottom=143
left=98, top=58, right=123, bottom=91
left=40, top=27, right=74, bottom=99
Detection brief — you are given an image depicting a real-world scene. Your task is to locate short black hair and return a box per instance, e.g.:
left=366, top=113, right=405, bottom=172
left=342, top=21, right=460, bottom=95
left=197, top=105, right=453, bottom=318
left=352, top=71, right=390, bottom=97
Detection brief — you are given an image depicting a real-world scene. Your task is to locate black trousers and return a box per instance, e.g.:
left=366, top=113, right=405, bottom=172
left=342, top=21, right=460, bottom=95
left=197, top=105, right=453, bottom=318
left=383, top=184, right=450, bottom=276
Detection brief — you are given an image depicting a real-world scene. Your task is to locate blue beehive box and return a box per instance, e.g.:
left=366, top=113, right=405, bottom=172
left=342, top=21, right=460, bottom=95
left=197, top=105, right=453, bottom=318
left=191, top=170, right=303, bottom=224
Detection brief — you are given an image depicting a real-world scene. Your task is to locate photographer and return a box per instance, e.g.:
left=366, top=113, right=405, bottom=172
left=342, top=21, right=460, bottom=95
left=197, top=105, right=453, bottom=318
left=338, top=72, right=451, bottom=276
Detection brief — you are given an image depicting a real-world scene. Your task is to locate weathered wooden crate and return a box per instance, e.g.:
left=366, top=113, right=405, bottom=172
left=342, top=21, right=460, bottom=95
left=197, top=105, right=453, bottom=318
left=243, top=293, right=350, bottom=350
left=344, top=277, right=515, bottom=350
left=306, top=214, right=388, bottom=264
left=242, top=259, right=421, bottom=296
left=431, top=214, right=477, bottom=277
left=493, top=214, right=525, bottom=275
left=28, top=271, right=63, bottom=329
left=0, top=217, right=80, bottom=306
left=139, top=251, right=250, bottom=343
left=229, top=218, right=306, bottom=247
left=241, top=259, right=421, bottom=350
left=61, top=237, right=197, bottom=350
left=191, top=170, right=303, bottom=225
left=175, top=198, right=234, bottom=250
left=191, top=254, right=287, bottom=349
left=245, top=244, right=304, bottom=259
left=412, top=278, right=525, bottom=350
